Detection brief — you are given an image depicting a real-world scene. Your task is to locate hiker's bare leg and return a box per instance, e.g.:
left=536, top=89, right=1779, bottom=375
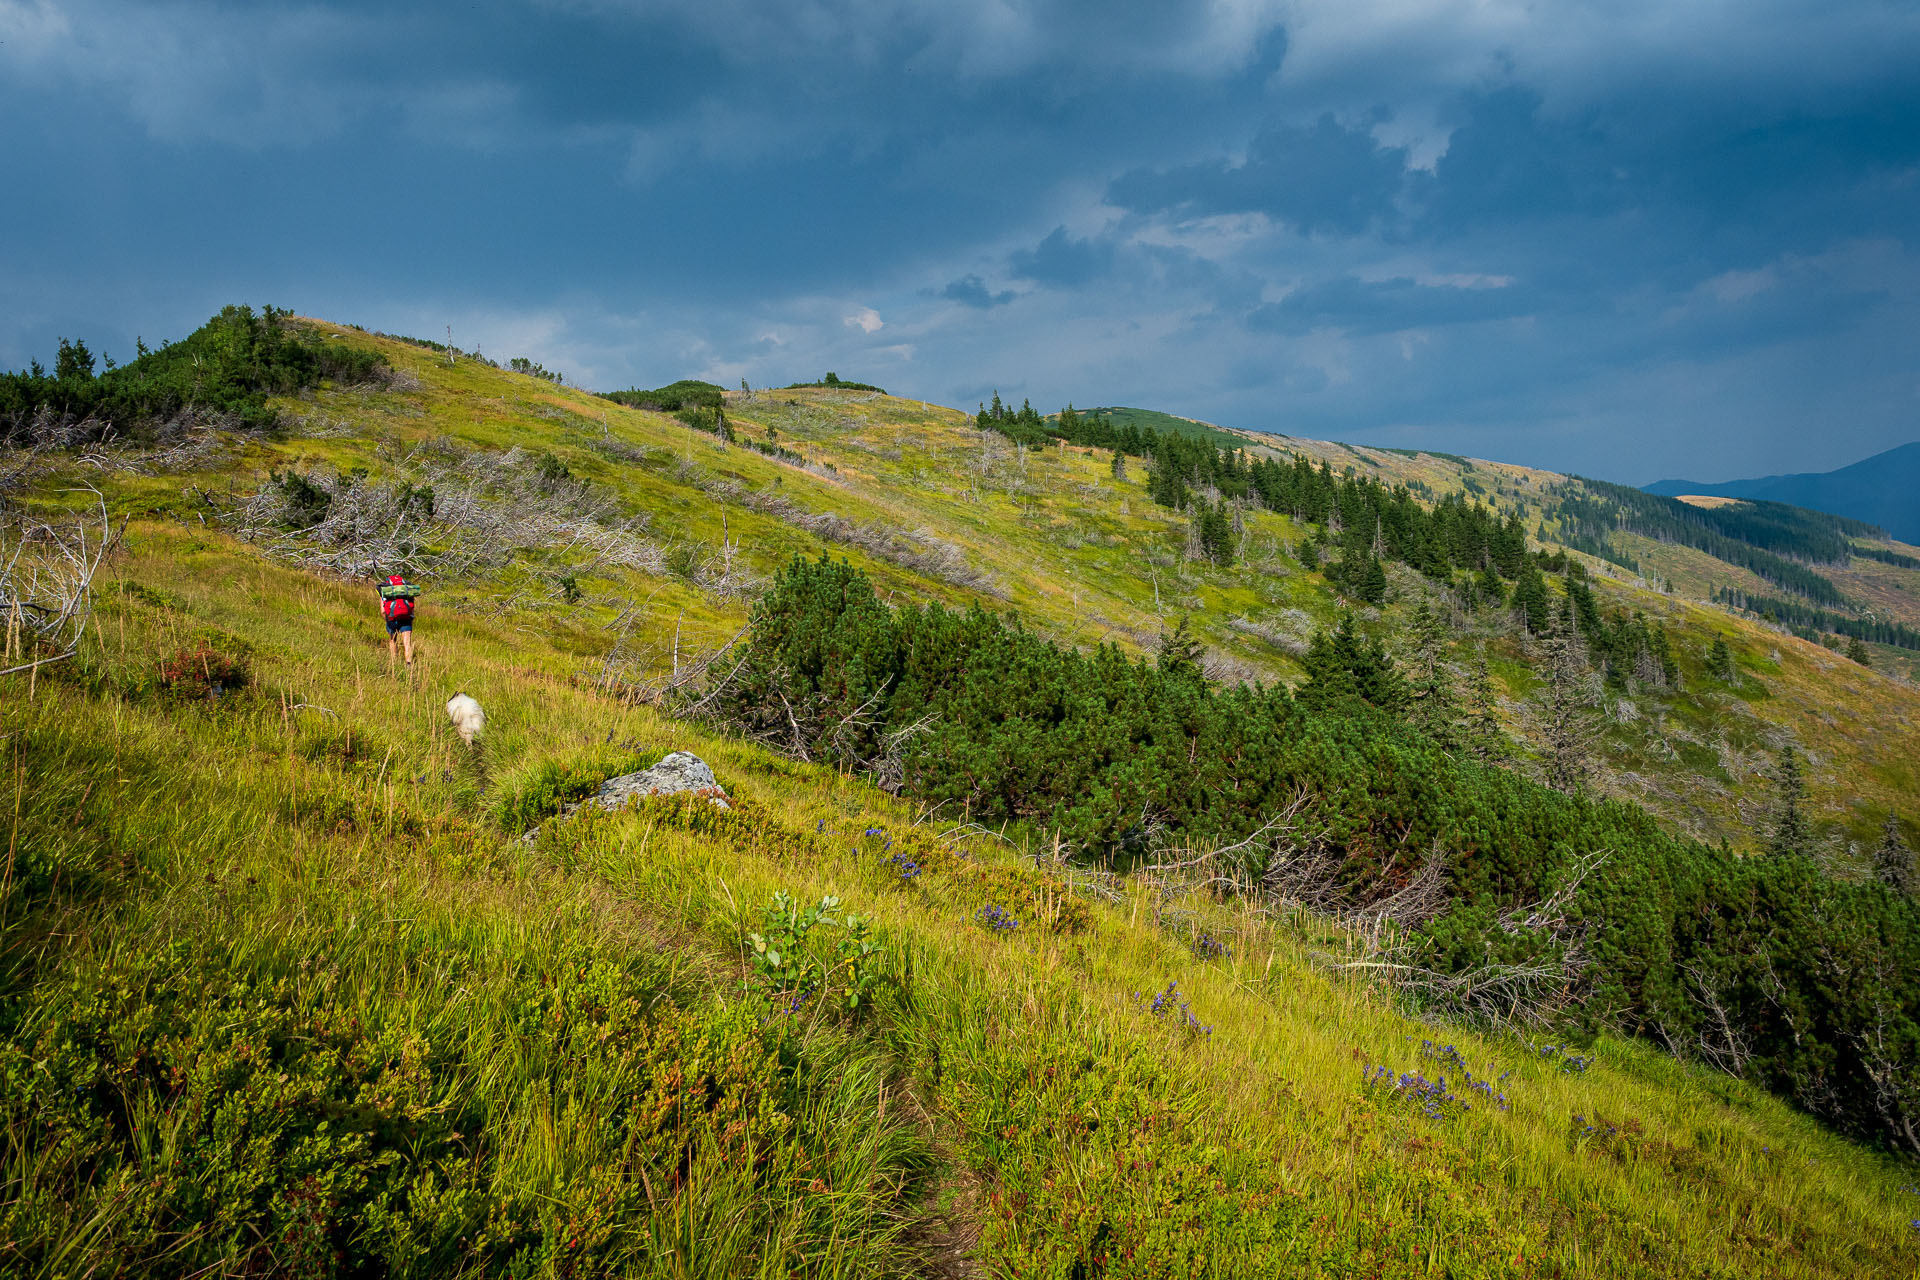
left=401, top=630, right=414, bottom=666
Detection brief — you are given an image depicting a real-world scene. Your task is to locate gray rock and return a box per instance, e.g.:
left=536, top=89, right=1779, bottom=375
left=520, top=751, right=729, bottom=843
left=589, top=751, right=729, bottom=811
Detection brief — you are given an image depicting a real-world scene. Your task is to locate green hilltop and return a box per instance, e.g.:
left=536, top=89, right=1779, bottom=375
left=2, top=307, right=1918, bottom=1277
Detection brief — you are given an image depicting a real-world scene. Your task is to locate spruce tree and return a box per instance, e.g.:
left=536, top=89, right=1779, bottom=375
left=1540, top=612, right=1597, bottom=795
left=1361, top=555, right=1388, bottom=605
left=1512, top=559, right=1551, bottom=634
left=1300, top=613, right=1410, bottom=713
left=1156, top=615, right=1205, bottom=679
left=1110, top=449, right=1126, bottom=483
left=1846, top=636, right=1872, bottom=667
left=1876, top=813, right=1915, bottom=894
left=1406, top=602, right=1459, bottom=746
left=1197, top=502, right=1235, bottom=566
left=1708, top=636, right=1736, bottom=681
left=1464, top=643, right=1507, bottom=762
left=1768, top=745, right=1813, bottom=859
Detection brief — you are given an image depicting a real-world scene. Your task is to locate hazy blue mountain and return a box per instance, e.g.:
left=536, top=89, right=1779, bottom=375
left=1646, top=441, right=1920, bottom=543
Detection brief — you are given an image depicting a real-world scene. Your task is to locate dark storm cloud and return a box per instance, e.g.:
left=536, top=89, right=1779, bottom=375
left=1248, top=275, right=1538, bottom=337
left=1010, top=228, right=1116, bottom=288
left=1108, top=113, right=1409, bottom=234
left=942, top=276, right=1016, bottom=308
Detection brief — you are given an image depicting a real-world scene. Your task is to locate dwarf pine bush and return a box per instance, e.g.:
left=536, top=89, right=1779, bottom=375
left=720, top=554, right=1920, bottom=1153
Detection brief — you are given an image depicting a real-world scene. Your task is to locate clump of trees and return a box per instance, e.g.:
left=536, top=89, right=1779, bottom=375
left=711, top=555, right=1920, bottom=1153
left=508, top=357, right=565, bottom=384
left=788, top=372, right=886, bottom=393
left=0, top=305, right=387, bottom=446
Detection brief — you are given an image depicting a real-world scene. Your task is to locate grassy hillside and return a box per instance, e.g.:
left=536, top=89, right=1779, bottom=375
left=3, top=312, right=1918, bottom=1274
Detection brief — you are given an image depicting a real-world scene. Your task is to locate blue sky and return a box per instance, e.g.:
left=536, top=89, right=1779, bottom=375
left=4, top=0, right=1918, bottom=482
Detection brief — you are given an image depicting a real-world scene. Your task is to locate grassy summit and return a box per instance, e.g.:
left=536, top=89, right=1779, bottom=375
left=1, top=313, right=1916, bottom=1275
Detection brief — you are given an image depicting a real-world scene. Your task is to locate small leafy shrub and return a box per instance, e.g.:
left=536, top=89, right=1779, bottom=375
left=490, top=747, right=663, bottom=832
left=745, top=891, right=885, bottom=1016
left=665, top=542, right=708, bottom=583
left=269, top=469, right=333, bottom=528
left=557, top=572, right=582, bottom=604
left=155, top=641, right=251, bottom=702
left=0, top=931, right=913, bottom=1276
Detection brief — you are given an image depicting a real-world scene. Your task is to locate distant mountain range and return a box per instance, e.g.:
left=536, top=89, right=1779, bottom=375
left=1646, top=441, right=1920, bottom=544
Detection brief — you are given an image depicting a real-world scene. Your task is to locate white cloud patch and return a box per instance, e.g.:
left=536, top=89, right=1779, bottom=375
left=844, top=308, right=885, bottom=334
left=1706, top=268, right=1778, bottom=303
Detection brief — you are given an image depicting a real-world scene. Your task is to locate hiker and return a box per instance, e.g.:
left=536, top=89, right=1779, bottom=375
left=378, top=572, right=420, bottom=668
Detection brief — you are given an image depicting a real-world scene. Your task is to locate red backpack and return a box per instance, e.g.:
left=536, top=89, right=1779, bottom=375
left=379, top=574, right=418, bottom=622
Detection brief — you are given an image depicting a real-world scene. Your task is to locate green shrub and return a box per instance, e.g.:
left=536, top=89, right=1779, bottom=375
left=0, top=304, right=386, bottom=444
left=489, top=747, right=663, bottom=832
left=0, top=930, right=916, bottom=1276
left=720, top=555, right=1920, bottom=1153
left=154, top=641, right=252, bottom=702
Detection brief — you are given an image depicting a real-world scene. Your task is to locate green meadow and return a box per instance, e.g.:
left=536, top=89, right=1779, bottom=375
left=3, top=318, right=1917, bottom=1275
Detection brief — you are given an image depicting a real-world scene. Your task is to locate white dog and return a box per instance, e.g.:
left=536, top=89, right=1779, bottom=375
left=446, top=692, right=486, bottom=745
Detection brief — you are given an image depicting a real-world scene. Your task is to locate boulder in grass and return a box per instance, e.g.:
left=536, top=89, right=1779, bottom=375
left=521, top=750, right=729, bottom=844
left=589, top=750, right=730, bottom=811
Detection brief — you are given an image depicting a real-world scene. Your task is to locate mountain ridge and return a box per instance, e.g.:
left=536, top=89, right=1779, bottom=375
left=1646, top=440, right=1920, bottom=543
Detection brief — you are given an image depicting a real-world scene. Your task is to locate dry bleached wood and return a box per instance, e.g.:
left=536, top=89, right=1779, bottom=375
left=1, top=486, right=122, bottom=677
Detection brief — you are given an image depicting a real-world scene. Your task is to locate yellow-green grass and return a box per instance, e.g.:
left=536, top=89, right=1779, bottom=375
left=3, top=523, right=1917, bottom=1277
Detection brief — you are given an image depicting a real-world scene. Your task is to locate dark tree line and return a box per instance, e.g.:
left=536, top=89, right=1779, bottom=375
left=718, top=556, right=1920, bottom=1153
left=1714, top=588, right=1920, bottom=653
left=1549, top=480, right=1867, bottom=606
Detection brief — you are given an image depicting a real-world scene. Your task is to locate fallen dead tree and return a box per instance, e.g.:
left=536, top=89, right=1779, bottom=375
left=2, top=487, right=122, bottom=678
left=1132, top=789, right=1604, bottom=1031
left=698, top=474, right=1004, bottom=597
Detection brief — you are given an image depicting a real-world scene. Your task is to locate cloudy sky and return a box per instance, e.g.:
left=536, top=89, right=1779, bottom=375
left=4, top=0, right=1919, bottom=482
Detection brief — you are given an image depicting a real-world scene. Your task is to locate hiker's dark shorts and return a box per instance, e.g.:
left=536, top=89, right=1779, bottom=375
left=386, top=617, right=412, bottom=636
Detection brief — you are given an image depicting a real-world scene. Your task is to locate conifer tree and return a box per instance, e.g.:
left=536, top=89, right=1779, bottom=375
left=1768, top=745, right=1813, bottom=859
left=55, top=337, right=96, bottom=382
left=1406, top=602, right=1459, bottom=746
left=1197, top=502, right=1235, bottom=567
left=1876, top=813, right=1915, bottom=894
left=1300, top=613, right=1410, bottom=713
left=1361, top=555, right=1389, bottom=605
left=1652, top=623, right=1679, bottom=687
left=1156, top=615, right=1205, bottom=679
left=1512, top=558, right=1552, bottom=634
left=1110, top=449, right=1126, bottom=482
left=1464, top=643, right=1507, bottom=762
left=1475, top=566, right=1505, bottom=610
left=1708, top=635, right=1736, bottom=681
left=1846, top=636, right=1872, bottom=667
left=1540, top=612, right=1598, bottom=794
